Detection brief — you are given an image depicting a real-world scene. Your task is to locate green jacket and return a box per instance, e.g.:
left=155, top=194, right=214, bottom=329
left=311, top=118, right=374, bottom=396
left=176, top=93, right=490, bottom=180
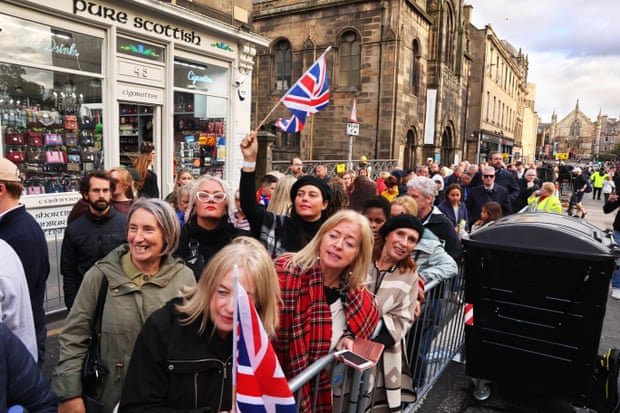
left=52, top=244, right=196, bottom=413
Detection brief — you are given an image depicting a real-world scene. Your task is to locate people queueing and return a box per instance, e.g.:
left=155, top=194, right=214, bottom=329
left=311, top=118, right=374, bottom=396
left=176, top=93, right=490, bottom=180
left=466, top=166, right=512, bottom=228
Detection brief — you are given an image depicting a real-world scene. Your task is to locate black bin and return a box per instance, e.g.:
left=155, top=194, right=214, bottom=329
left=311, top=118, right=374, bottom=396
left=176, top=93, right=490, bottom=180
left=462, top=212, right=620, bottom=405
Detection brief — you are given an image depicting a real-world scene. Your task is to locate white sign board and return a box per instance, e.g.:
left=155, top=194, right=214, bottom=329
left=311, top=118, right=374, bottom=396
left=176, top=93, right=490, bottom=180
left=346, top=122, right=360, bottom=136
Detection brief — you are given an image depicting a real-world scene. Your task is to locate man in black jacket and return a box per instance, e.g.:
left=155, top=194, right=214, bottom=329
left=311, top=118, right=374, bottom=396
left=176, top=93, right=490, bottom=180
left=488, top=151, right=520, bottom=202
left=61, top=170, right=127, bottom=309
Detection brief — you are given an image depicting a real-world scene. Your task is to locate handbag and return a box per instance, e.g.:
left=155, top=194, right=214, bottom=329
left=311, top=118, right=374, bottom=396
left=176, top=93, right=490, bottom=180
left=27, top=147, right=45, bottom=163
left=45, top=133, right=63, bottom=146
left=81, top=276, right=108, bottom=413
left=5, top=131, right=25, bottom=145
left=7, top=149, right=26, bottom=163
left=64, top=115, right=78, bottom=131
left=65, top=133, right=78, bottom=146
left=27, top=131, right=43, bottom=147
left=46, top=150, right=65, bottom=164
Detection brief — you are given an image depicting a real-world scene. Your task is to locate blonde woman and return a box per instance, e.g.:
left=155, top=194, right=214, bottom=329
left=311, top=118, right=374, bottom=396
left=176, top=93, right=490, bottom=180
left=120, top=237, right=280, bottom=411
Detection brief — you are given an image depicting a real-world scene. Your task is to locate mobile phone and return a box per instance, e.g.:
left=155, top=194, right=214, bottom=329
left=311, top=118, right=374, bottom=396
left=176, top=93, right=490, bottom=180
left=335, top=350, right=374, bottom=370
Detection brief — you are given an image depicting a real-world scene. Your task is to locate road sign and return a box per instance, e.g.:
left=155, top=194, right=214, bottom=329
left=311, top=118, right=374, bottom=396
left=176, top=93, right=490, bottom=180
left=346, top=122, right=359, bottom=136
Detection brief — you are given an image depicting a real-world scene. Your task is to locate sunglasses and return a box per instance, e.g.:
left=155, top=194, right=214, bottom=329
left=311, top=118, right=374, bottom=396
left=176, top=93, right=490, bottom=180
left=483, top=175, right=495, bottom=178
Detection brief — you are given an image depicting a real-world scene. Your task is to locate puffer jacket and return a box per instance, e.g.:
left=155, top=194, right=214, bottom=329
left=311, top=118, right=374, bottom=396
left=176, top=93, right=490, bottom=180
left=52, top=244, right=196, bottom=413
left=61, top=208, right=128, bottom=309
left=412, top=229, right=458, bottom=282
left=0, top=323, right=58, bottom=412
left=119, top=298, right=233, bottom=412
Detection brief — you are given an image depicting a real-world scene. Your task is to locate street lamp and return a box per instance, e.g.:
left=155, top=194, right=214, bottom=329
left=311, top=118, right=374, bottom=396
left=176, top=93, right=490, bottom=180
left=473, top=130, right=481, bottom=165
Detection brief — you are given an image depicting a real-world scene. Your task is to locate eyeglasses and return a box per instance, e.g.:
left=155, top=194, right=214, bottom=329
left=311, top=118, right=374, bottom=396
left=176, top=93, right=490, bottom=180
left=196, top=191, right=227, bottom=203
left=483, top=175, right=495, bottom=178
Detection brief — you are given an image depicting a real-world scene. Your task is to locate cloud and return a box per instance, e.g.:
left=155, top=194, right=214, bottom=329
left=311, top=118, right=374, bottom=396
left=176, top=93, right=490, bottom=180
left=469, top=0, right=620, bottom=120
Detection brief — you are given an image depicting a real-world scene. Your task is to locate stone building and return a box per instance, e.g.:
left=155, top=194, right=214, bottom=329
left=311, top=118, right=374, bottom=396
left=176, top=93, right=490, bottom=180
left=549, top=101, right=598, bottom=161
left=597, top=114, right=619, bottom=158
left=465, top=16, right=530, bottom=164
left=251, top=0, right=471, bottom=169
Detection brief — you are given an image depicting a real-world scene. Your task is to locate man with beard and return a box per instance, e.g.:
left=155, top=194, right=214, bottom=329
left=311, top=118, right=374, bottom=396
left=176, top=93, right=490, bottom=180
left=60, top=170, right=127, bottom=309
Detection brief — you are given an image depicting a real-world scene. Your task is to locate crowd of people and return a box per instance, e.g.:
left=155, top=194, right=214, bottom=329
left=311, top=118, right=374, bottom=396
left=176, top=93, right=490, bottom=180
left=2, top=133, right=617, bottom=412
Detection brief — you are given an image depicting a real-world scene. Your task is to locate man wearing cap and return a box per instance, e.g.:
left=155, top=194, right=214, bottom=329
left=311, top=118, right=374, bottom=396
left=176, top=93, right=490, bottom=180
left=0, top=158, right=49, bottom=365
left=240, top=132, right=331, bottom=257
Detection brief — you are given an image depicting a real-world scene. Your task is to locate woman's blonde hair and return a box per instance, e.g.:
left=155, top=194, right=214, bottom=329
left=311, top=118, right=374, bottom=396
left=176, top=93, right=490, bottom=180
left=177, top=237, right=280, bottom=337
left=285, top=209, right=373, bottom=290
left=266, top=175, right=297, bottom=216
left=390, top=195, right=418, bottom=217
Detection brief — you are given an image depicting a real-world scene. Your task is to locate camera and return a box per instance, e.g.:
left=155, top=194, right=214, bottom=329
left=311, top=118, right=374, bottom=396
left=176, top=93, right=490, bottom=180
left=234, top=75, right=246, bottom=87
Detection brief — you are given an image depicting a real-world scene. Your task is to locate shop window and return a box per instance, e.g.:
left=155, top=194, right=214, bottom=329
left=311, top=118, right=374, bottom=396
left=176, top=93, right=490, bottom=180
left=0, top=13, right=102, bottom=74
left=338, top=31, right=361, bottom=88
left=174, top=57, right=229, bottom=179
left=117, top=36, right=165, bottom=63
left=0, top=63, right=103, bottom=194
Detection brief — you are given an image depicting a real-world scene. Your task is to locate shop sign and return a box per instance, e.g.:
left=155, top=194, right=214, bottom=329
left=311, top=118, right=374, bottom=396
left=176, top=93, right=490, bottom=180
left=117, top=83, right=163, bottom=104
left=22, top=192, right=82, bottom=231
left=72, top=0, right=201, bottom=46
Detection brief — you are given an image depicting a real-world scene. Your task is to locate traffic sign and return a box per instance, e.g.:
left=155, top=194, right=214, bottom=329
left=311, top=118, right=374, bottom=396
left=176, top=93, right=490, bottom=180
left=346, top=122, right=359, bottom=136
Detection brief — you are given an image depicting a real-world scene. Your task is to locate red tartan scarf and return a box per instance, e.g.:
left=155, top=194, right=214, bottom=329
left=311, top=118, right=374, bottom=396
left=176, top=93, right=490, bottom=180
left=273, top=255, right=379, bottom=413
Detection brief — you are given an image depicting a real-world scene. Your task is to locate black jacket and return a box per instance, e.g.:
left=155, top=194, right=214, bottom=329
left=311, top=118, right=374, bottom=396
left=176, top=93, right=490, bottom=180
left=466, top=184, right=513, bottom=226
left=420, top=207, right=463, bottom=262
left=603, top=198, right=620, bottom=232
left=60, top=207, right=128, bottom=309
left=175, top=215, right=248, bottom=280
left=512, top=177, right=541, bottom=212
left=120, top=298, right=233, bottom=412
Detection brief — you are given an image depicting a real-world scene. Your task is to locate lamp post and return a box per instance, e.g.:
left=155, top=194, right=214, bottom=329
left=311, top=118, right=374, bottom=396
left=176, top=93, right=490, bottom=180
left=475, top=130, right=481, bottom=165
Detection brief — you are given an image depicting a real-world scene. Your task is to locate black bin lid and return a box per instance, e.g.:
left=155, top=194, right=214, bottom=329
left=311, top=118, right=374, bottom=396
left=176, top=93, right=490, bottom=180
left=462, top=212, right=620, bottom=261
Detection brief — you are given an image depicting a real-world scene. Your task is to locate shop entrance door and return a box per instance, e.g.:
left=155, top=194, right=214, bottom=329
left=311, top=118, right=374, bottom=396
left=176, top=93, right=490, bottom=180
left=119, top=103, right=155, bottom=167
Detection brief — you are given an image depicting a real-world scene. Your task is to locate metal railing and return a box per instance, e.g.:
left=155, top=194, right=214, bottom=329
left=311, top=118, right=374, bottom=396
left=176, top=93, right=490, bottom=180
left=286, top=269, right=466, bottom=412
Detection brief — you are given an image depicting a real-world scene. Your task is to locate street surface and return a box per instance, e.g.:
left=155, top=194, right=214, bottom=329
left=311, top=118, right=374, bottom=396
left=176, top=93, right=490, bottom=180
left=417, top=196, right=620, bottom=413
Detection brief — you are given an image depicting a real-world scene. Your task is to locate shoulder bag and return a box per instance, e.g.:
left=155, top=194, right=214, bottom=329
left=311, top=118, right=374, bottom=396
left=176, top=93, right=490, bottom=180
left=81, top=276, right=109, bottom=413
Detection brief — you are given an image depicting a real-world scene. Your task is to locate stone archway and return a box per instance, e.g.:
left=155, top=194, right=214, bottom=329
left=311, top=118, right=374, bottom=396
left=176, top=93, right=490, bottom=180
left=441, top=127, right=453, bottom=165
left=404, top=129, right=416, bottom=170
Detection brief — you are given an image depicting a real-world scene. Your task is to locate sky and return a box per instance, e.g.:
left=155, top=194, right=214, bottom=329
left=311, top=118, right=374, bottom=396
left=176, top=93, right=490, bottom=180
left=469, top=0, right=620, bottom=123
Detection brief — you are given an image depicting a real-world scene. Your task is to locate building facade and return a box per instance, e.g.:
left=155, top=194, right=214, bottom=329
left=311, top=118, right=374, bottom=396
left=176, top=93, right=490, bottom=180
left=549, top=101, right=598, bottom=162
left=251, top=0, right=470, bottom=169
left=465, top=15, right=529, bottom=164
left=1, top=0, right=266, bottom=227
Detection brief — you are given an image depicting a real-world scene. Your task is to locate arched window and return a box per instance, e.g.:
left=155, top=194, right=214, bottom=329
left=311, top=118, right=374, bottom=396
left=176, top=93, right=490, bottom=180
left=570, top=120, right=581, bottom=136
left=274, top=39, right=292, bottom=91
left=338, top=30, right=361, bottom=87
left=445, top=5, right=456, bottom=69
left=410, top=40, right=421, bottom=95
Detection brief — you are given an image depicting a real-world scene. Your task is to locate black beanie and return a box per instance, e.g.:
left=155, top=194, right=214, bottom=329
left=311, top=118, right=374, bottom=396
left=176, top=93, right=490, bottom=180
left=379, top=214, right=425, bottom=239
left=290, top=175, right=332, bottom=203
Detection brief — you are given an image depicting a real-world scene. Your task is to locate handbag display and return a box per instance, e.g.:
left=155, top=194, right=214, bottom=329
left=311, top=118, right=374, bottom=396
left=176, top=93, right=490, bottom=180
left=65, top=133, right=78, bottom=146
left=27, top=147, right=45, bottom=163
left=82, top=276, right=108, bottom=413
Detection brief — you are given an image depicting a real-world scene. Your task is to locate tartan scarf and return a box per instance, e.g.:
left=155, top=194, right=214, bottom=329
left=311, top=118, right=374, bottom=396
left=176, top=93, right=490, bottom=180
left=274, top=255, right=379, bottom=413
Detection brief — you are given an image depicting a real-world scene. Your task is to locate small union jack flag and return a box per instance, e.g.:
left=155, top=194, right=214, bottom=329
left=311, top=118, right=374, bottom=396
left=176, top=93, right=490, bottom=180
left=276, top=51, right=330, bottom=133
left=235, top=282, right=297, bottom=413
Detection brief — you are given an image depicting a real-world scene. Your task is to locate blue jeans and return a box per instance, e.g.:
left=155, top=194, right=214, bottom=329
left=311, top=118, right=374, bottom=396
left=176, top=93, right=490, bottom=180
left=613, top=231, right=620, bottom=288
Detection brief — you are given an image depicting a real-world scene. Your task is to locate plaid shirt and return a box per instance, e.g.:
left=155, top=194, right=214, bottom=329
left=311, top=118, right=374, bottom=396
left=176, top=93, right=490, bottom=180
left=274, top=255, right=379, bottom=413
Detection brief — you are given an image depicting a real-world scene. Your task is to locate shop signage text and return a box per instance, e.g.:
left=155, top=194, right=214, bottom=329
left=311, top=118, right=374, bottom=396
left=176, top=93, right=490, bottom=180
left=23, top=36, right=80, bottom=58
left=72, top=0, right=202, bottom=46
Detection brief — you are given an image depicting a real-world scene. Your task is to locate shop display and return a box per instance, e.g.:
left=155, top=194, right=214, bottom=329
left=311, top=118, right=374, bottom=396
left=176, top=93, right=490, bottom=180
left=173, top=96, right=226, bottom=179
left=1, top=104, right=103, bottom=195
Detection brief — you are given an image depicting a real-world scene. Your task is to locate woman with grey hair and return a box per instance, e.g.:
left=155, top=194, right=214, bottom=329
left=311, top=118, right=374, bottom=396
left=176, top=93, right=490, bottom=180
left=174, top=175, right=249, bottom=280
left=52, top=198, right=196, bottom=413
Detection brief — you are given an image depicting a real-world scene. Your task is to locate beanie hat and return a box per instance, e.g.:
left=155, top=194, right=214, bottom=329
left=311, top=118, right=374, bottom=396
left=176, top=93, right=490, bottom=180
left=379, top=214, right=425, bottom=239
left=290, top=175, right=332, bottom=203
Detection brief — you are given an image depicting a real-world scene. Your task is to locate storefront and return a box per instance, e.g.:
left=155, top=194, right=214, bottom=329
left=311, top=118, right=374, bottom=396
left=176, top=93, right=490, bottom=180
left=1, top=0, right=268, bottom=225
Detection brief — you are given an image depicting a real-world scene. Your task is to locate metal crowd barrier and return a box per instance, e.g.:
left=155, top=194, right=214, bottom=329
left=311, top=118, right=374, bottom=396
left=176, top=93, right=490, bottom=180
left=43, top=225, right=67, bottom=316
left=287, top=268, right=466, bottom=412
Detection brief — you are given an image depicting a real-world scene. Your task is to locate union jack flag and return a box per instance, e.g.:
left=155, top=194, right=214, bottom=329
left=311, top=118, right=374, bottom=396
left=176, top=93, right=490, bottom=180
left=235, top=283, right=297, bottom=413
left=276, top=51, right=330, bottom=133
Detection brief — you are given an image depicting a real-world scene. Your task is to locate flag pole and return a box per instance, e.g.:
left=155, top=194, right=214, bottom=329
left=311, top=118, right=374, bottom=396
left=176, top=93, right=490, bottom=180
left=232, top=264, right=240, bottom=413
left=254, top=45, right=333, bottom=131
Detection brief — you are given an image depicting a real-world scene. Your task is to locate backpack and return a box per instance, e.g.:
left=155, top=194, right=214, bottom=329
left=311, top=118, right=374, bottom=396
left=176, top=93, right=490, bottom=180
left=592, top=348, right=620, bottom=413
